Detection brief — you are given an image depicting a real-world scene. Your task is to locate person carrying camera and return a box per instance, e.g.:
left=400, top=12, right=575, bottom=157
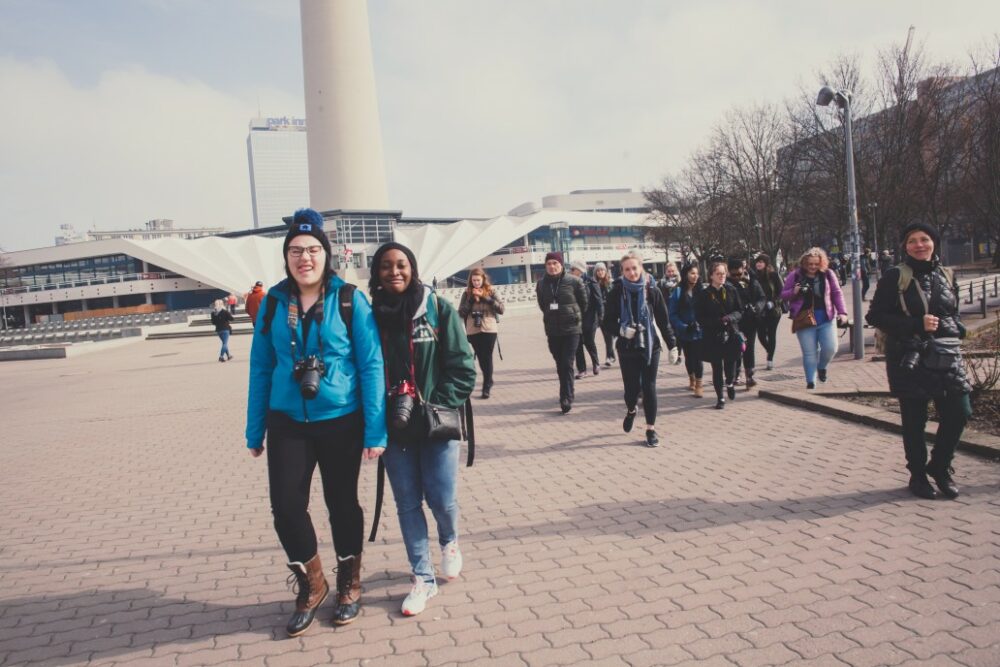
left=603, top=251, right=678, bottom=447
left=695, top=261, right=743, bottom=409
left=535, top=252, right=588, bottom=413
left=866, top=223, right=970, bottom=500
left=458, top=268, right=504, bottom=399
left=569, top=259, right=605, bottom=379
left=668, top=262, right=705, bottom=397
left=753, top=254, right=784, bottom=371
left=245, top=209, right=387, bottom=637
left=781, top=248, right=848, bottom=389
left=370, top=242, right=476, bottom=616
left=727, top=258, right=767, bottom=388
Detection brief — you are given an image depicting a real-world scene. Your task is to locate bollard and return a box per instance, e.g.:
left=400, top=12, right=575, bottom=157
left=993, top=276, right=998, bottom=298
left=966, top=283, right=974, bottom=305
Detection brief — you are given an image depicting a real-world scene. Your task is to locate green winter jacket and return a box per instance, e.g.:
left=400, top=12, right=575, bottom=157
left=381, top=286, right=477, bottom=426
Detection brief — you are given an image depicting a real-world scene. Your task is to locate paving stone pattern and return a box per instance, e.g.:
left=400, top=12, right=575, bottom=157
left=1, top=295, right=998, bottom=667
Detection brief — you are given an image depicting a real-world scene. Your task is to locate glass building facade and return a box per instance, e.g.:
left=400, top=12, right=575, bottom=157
left=0, top=254, right=171, bottom=290
left=247, top=118, right=310, bottom=229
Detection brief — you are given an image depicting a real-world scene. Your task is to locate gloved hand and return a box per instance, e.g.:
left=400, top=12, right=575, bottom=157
left=766, top=301, right=774, bottom=311
left=668, top=347, right=680, bottom=364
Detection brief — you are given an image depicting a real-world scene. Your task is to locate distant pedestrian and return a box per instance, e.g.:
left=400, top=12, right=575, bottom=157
left=727, top=258, right=766, bottom=388
left=753, top=254, right=784, bottom=370
left=594, top=262, right=617, bottom=366
left=658, top=262, right=680, bottom=301
left=245, top=281, right=265, bottom=327
left=245, top=209, right=387, bottom=635
left=878, top=249, right=893, bottom=276
left=569, top=260, right=604, bottom=379
left=535, top=252, right=587, bottom=413
left=668, top=262, right=705, bottom=397
left=603, top=251, right=678, bottom=447
left=695, top=262, right=743, bottom=409
left=458, top=268, right=505, bottom=399
left=866, top=222, right=970, bottom=500
left=781, top=248, right=848, bottom=389
left=370, top=242, right=476, bottom=616
left=227, top=293, right=238, bottom=315
left=210, top=299, right=234, bottom=362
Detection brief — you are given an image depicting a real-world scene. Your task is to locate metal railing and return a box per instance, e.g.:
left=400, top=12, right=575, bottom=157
left=0, top=272, right=177, bottom=296
left=961, top=274, right=1000, bottom=318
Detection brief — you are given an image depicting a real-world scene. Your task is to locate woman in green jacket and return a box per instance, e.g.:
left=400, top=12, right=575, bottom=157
left=370, top=242, right=477, bottom=616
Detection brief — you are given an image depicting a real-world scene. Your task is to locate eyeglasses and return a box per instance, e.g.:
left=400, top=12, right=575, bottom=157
left=287, top=245, right=324, bottom=258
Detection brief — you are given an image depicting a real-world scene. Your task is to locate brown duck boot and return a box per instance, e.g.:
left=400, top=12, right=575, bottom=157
left=693, top=379, right=703, bottom=398
left=332, top=554, right=362, bottom=625
left=687, top=373, right=696, bottom=391
left=286, top=554, right=329, bottom=637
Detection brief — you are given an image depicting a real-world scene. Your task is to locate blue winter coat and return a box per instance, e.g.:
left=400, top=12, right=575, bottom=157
left=245, top=276, right=388, bottom=450
left=668, top=285, right=704, bottom=342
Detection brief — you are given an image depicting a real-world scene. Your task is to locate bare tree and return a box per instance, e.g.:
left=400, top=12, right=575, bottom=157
left=963, top=39, right=1000, bottom=266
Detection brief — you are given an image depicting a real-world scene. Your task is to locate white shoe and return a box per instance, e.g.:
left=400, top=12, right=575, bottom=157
left=441, top=541, right=463, bottom=580
left=401, top=578, right=439, bottom=616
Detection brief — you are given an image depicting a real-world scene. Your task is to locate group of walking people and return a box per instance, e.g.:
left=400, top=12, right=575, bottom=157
left=243, top=209, right=973, bottom=637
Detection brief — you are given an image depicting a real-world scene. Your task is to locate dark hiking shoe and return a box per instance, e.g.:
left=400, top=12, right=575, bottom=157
left=908, top=473, right=938, bottom=500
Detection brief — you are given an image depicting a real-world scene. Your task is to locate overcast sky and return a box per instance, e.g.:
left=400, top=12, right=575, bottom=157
left=1, top=0, right=997, bottom=251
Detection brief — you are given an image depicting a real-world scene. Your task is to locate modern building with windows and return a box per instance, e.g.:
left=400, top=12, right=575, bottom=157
left=1, top=189, right=673, bottom=329
left=247, top=117, right=310, bottom=229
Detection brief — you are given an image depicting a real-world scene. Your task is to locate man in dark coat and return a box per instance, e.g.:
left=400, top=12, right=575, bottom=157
left=569, top=259, right=604, bottom=379
left=727, top=258, right=766, bottom=387
left=536, top=252, right=588, bottom=413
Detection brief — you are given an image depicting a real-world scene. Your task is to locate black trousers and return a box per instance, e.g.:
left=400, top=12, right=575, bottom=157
left=739, top=321, right=758, bottom=376
left=705, top=344, right=740, bottom=399
left=680, top=339, right=703, bottom=379
left=547, top=334, right=580, bottom=402
left=467, top=332, right=497, bottom=390
left=899, top=394, right=971, bottom=474
left=619, top=348, right=660, bottom=425
left=600, top=326, right=617, bottom=362
left=266, top=410, right=365, bottom=563
left=576, top=323, right=600, bottom=372
left=757, top=315, right=780, bottom=362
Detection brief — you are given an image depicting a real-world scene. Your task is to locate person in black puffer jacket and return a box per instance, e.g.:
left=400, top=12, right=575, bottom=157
left=535, top=252, right=588, bottom=413
left=866, top=222, right=971, bottom=501
left=570, top=260, right=604, bottom=379
left=695, top=261, right=743, bottom=409
left=727, top=257, right=766, bottom=388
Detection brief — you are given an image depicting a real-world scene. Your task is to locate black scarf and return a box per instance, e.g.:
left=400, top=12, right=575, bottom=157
left=904, top=254, right=936, bottom=276
left=372, top=283, right=424, bottom=331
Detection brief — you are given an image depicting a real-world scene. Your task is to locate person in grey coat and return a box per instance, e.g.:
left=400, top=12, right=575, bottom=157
left=535, top=252, right=588, bottom=413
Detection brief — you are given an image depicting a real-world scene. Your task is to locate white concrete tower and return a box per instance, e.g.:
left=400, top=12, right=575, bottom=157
left=300, top=0, right=389, bottom=211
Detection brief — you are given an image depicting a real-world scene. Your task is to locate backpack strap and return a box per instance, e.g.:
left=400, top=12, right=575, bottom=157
left=260, top=293, right=279, bottom=334
left=368, top=458, right=386, bottom=543
left=338, top=283, right=356, bottom=334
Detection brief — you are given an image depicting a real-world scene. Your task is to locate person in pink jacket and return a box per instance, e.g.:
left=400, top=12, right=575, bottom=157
left=781, top=247, right=848, bottom=389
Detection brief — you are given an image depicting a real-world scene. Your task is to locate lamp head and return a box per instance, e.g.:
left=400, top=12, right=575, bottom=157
left=816, top=86, right=835, bottom=107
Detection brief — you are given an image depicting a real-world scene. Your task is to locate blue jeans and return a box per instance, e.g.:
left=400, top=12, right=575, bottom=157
left=217, top=330, right=230, bottom=358
left=383, top=438, right=460, bottom=584
left=795, top=320, right=836, bottom=383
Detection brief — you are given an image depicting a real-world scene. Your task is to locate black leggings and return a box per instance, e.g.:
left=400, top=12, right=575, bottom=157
left=680, top=339, right=703, bottom=379
left=740, top=321, right=758, bottom=376
left=576, top=324, right=600, bottom=372
left=467, top=333, right=497, bottom=389
left=899, top=394, right=971, bottom=474
left=619, top=348, right=660, bottom=426
left=601, top=326, right=617, bottom=362
left=706, top=350, right=739, bottom=399
left=266, top=410, right=365, bottom=563
left=757, top=316, right=780, bottom=361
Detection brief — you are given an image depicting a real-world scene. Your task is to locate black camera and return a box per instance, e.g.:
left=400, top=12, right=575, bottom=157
left=388, top=379, right=418, bottom=430
left=899, top=338, right=924, bottom=372
left=471, top=311, right=484, bottom=328
left=293, top=355, right=326, bottom=399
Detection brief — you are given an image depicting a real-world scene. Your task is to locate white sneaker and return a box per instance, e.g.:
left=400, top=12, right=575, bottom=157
left=401, top=578, right=439, bottom=616
left=766, top=360, right=774, bottom=370
left=441, top=541, right=463, bottom=580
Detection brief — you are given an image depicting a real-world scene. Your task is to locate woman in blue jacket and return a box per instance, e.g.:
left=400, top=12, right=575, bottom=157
left=246, top=209, right=387, bottom=637
left=668, top=263, right=705, bottom=398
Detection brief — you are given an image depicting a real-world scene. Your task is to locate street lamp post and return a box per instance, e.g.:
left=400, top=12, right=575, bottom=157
left=817, top=86, right=864, bottom=359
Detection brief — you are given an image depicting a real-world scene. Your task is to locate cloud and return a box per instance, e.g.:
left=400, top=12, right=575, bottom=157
left=0, top=57, right=301, bottom=251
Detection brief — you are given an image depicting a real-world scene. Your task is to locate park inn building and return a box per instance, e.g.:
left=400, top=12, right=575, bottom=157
left=0, top=189, right=678, bottom=329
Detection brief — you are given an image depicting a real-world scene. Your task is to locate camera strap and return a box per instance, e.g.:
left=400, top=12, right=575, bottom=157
left=287, top=287, right=325, bottom=364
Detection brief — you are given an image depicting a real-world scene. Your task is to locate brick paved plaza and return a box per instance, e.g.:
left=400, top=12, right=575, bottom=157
left=1, top=303, right=998, bottom=667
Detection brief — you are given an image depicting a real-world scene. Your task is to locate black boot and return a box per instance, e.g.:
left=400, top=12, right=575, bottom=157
left=332, top=554, right=362, bottom=625
left=286, top=554, right=330, bottom=637
left=908, top=473, right=938, bottom=500
left=715, top=397, right=725, bottom=410
left=726, top=385, right=736, bottom=400
left=928, top=466, right=959, bottom=500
